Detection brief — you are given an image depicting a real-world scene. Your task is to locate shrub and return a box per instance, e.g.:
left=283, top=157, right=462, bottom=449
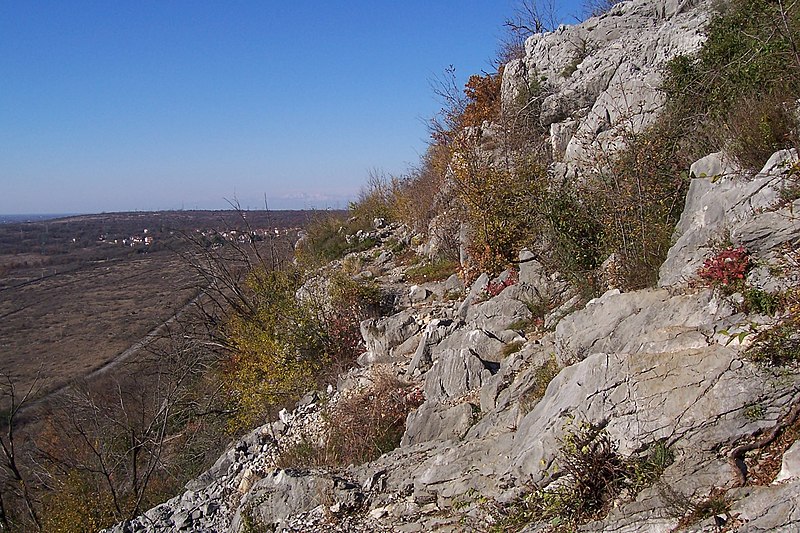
left=296, top=212, right=379, bottom=266
left=295, top=214, right=351, bottom=264
left=586, top=123, right=689, bottom=290
left=461, top=70, right=503, bottom=128
left=319, top=273, right=386, bottom=380
left=540, top=183, right=604, bottom=290
left=390, top=143, right=454, bottom=232
left=742, top=287, right=783, bottom=316
left=222, top=267, right=385, bottom=433
left=673, top=488, right=732, bottom=530
left=450, top=152, right=545, bottom=275
left=41, top=470, right=119, bottom=533
left=697, top=246, right=750, bottom=287
left=277, top=372, right=424, bottom=468
left=222, top=268, right=322, bottom=432
left=724, top=95, right=799, bottom=171
left=349, top=170, right=399, bottom=225
left=494, top=424, right=673, bottom=531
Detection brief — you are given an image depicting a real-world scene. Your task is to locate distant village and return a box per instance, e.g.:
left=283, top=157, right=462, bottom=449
left=95, top=226, right=301, bottom=248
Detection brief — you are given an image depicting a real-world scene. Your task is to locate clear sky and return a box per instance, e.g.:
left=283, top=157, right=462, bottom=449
left=0, top=1, right=583, bottom=214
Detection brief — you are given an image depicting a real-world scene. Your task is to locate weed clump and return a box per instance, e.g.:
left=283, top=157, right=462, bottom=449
left=405, top=258, right=460, bottom=284
left=493, top=423, right=673, bottom=531
left=520, top=356, right=560, bottom=413
left=277, top=372, right=424, bottom=468
left=747, top=319, right=800, bottom=365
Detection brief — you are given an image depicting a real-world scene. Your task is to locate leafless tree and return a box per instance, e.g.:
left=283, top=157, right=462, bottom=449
left=428, top=65, right=469, bottom=146
left=39, top=328, right=219, bottom=521
left=582, top=0, right=624, bottom=19
left=0, top=372, right=42, bottom=531
left=505, top=0, right=558, bottom=38
left=172, top=203, right=296, bottom=353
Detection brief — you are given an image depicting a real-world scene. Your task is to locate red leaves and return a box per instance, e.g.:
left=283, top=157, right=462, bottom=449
left=698, top=246, right=750, bottom=286
left=485, top=268, right=519, bottom=297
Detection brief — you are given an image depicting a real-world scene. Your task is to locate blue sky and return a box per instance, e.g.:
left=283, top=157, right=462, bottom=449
left=0, top=1, right=582, bottom=214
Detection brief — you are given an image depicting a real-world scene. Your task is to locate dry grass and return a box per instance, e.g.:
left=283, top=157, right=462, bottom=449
left=277, top=370, right=424, bottom=469
left=0, top=251, right=201, bottom=407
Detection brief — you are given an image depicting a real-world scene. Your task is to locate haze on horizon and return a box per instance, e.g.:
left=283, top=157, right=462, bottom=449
left=1, top=1, right=583, bottom=216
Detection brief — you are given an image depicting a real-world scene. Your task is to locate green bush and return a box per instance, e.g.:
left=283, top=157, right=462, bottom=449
left=663, top=0, right=800, bottom=169
left=222, top=268, right=322, bottom=432
left=540, top=184, right=604, bottom=289
left=450, top=152, right=546, bottom=275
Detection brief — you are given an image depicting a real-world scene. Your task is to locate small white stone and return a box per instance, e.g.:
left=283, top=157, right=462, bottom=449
left=369, top=506, right=388, bottom=519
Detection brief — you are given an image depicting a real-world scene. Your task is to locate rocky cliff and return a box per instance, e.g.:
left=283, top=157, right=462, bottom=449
left=106, top=1, right=800, bottom=531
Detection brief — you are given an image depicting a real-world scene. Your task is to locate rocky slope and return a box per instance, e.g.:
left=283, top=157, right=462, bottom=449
left=106, top=1, right=800, bottom=531
left=502, top=0, right=709, bottom=171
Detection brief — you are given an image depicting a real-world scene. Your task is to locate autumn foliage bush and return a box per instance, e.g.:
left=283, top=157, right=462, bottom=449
left=222, top=267, right=384, bottom=434
left=697, top=246, right=751, bottom=287
left=461, top=69, right=504, bottom=128
left=485, top=268, right=518, bottom=297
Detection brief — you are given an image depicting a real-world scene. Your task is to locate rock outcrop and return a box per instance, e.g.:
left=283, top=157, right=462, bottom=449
left=106, top=143, right=800, bottom=532
left=503, top=0, right=710, bottom=168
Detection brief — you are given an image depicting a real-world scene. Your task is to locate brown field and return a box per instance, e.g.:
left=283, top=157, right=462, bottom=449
left=0, top=209, right=318, bottom=407
left=0, top=251, right=201, bottom=402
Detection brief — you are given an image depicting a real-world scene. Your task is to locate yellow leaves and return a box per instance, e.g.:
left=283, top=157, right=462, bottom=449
left=221, top=267, right=323, bottom=433
left=42, top=470, right=118, bottom=532
left=221, top=266, right=380, bottom=434
left=450, top=153, right=546, bottom=273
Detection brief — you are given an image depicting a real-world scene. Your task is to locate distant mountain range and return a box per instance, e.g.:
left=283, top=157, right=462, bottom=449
left=0, top=214, right=77, bottom=224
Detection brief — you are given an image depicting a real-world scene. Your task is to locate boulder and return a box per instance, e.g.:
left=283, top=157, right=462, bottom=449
left=408, top=285, right=431, bottom=304
left=775, top=440, right=800, bottom=483
left=237, top=471, right=364, bottom=531
left=360, top=310, right=421, bottom=364
left=407, top=318, right=461, bottom=375
left=689, top=151, right=736, bottom=178
left=456, top=272, right=489, bottom=319
left=659, top=149, right=798, bottom=287
left=465, top=285, right=533, bottom=336
left=517, top=250, right=571, bottom=305
left=401, top=402, right=476, bottom=446
left=423, top=348, right=493, bottom=402
left=554, top=288, right=733, bottom=362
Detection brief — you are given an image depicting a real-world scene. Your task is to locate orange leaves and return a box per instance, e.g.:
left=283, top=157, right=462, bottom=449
left=462, top=69, right=503, bottom=128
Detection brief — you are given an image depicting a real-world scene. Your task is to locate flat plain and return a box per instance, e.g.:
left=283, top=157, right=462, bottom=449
left=0, top=251, right=200, bottom=400
left=0, top=210, right=313, bottom=404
